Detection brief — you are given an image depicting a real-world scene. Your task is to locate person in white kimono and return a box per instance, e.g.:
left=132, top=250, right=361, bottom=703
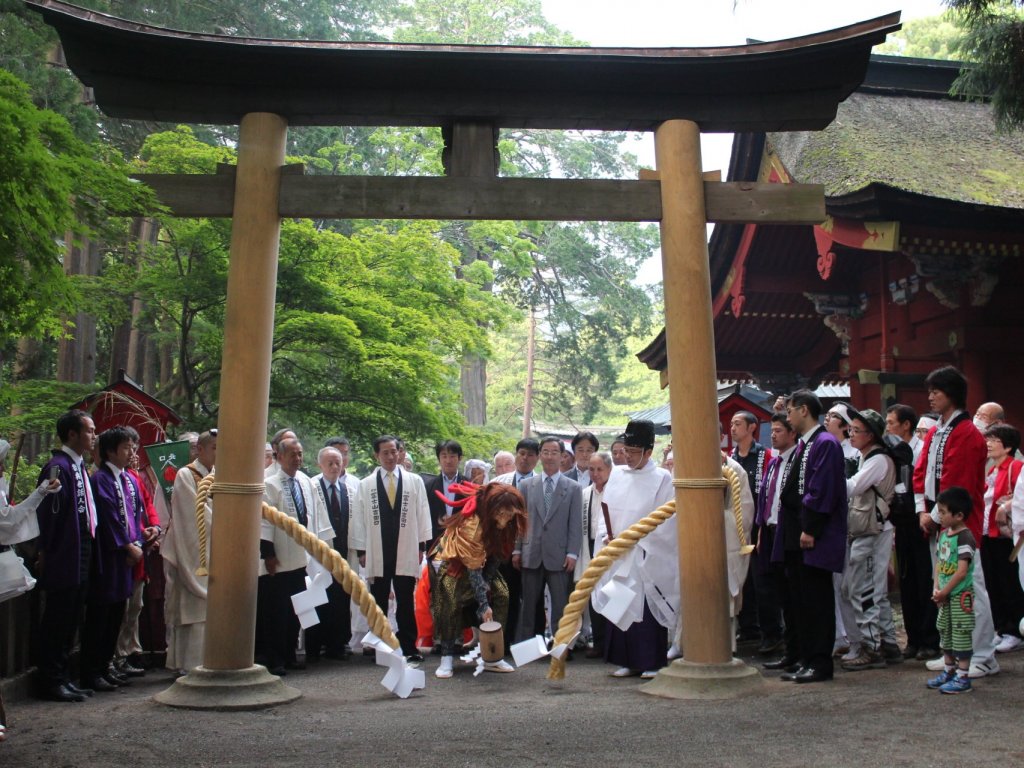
left=257, top=438, right=333, bottom=675
left=592, top=421, right=674, bottom=678
left=352, top=435, right=432, bottom=665
left=579, top=450, right=612, bottom=658
left=163, top=429, right=216, bottom=675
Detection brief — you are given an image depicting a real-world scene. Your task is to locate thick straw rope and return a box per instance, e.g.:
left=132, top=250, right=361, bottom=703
left=195, top=474, right=400, bottom=651
left=194, top=474, right=214, bottom=577
left=547, top=464, right=749, bottom=680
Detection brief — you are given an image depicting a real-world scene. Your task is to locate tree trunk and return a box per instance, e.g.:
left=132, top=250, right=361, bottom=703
left=127, top=218, right=159, bottom=382
left=460, top=355, right=487, bottom=426
left=57, top=233, right=99, bottom=384
left=521, top=307, right=536, bottom=438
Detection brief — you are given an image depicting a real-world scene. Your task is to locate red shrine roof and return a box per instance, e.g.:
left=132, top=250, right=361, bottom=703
left=637, top=54, right=1024, bottom=385
left=28, top=0, right=898, bottom=132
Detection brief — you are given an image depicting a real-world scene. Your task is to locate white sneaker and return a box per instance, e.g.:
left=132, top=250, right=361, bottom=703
left=995, top=635, right=1024, bottom=654
left=968, top=657, right=1000, bottom=678
left=483, top=659, right=515, bottom=673
left=611, top=666, right=639, bottom=677
left=925, top=656, right=946, bottom=671
left=435, top=656, right=454, bottom=679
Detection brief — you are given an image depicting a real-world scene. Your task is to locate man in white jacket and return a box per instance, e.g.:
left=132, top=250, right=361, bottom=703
left=352, top=435, right=432, bottom=665
left=258, top=438, right=333, bottom=675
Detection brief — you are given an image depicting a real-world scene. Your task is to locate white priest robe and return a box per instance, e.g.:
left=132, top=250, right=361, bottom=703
left=352, top=466, right=431, bottom=580
left=163, top=459, right=213, bottom=672
left=591, top=460, right=674, bottom=625
left=261, top=468, right=334, bottom=575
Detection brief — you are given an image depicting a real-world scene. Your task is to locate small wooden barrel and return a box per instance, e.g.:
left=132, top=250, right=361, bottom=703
left=478, top=621, right=504, bottom=663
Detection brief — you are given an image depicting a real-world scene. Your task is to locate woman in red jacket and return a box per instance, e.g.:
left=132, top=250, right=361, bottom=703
left=982, top=424, right=1024, bottom=653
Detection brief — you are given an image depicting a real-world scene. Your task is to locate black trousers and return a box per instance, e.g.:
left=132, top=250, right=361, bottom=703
left=255, top=568, right=306, bottom=669
left=982, top=536, right=1024, bottom=638
left=369, top=570, right=417, bottom=656
left=751, top=525, right=784, bottom=640
left=37, top=586, right=86, bottom=687
left=894, top=521, right=939, bottom=649
left=80, top=598, right=127, bottom=685
left=306, top=580, right=352, bottom=658
left=784, top=550, right=835, bottom=674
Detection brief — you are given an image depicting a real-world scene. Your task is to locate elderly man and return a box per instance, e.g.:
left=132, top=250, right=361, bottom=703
left=307, top=445, right=357, bottom=661
left=163, top=429, right=216, bottom=675
left=353, top=435, right=432, bottom=665
left=580, top=451, right=612, bottom=657
left=513, top=437, right=583, bottom=644
left=493, top=451, right=515, bottom=478
left=258, top=438, right=333, bottom=675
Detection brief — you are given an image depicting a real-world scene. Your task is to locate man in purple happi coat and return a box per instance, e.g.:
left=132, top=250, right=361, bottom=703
left=80, top=426, right=143, bottom=693
left=35, top=409, right=98, bottom=703
left=769, top=389, right=848, bottom=683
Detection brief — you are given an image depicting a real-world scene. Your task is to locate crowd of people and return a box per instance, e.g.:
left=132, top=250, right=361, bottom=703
left=3, top=360, right=1023, bottom=742
left=748, top=366, right=1024, bottom=693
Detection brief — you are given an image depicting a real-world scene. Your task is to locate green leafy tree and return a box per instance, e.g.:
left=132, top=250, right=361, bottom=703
left=0, top=68, right=153, bottom=347
left=945, top=0, right=1024, bottom=130
left=874, top=14, right=961, bottom=59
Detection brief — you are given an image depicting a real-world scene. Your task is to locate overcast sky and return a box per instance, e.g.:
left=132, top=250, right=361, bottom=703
left=536, top=0, right=949, bottom=284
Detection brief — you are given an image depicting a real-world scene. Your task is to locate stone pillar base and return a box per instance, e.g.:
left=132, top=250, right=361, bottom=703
left=154, top=665, right=301, bottom=710
left=640, top=657, right=763, bottom=700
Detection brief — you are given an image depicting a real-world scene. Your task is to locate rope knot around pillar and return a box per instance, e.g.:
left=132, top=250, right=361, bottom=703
left=671, top=477, right=727, bottom=489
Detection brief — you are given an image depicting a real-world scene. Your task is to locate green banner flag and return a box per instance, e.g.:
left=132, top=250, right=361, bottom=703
left=143, top=440, right=192, bottom=502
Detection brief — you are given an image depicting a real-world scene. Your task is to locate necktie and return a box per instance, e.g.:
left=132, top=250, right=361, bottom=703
left=387, top=471, right=396, bottom=507
left=328, top=483, right=342, bottom=527
left=81, top=462, right=97, bottom=538
left=761, top=462, right=780, bottom=526
left=289, top=477, right=308, bottom=526
left=544, top=476, right=554, bottom=513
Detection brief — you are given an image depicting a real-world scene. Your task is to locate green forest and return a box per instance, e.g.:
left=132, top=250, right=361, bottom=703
left=0, top=0, right=667, bottom=473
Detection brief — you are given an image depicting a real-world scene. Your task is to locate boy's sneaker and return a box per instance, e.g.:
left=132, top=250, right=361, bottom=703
left=926, top=669, right=955, bottom=689
left=939, top=675, right=972, bottom=694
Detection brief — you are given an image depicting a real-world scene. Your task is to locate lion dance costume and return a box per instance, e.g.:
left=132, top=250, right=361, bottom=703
left=430, top=481, right=528, bottom=678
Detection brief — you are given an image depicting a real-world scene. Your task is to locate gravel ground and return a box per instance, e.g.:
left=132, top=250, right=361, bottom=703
left=3, top=644, right=1022, bottom=768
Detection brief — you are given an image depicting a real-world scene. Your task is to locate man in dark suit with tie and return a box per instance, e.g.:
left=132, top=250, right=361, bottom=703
left=422, top=440, right=466, bottom=548
left=308, top=445, right=354, bottom=660
left=512, top=436, right=583, bottom=642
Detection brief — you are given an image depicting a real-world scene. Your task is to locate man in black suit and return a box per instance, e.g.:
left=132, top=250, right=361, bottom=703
left=422, top=440, right=467, bottom=549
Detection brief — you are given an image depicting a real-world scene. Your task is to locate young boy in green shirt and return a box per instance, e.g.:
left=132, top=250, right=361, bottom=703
left=927, top=486, right=976, bottom=694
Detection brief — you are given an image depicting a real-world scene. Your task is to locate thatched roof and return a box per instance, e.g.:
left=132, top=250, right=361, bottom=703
left=770, top=91, right=1024, bottom=210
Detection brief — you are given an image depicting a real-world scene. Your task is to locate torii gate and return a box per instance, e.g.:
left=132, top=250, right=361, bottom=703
left=29, top=0, right=899, bottom=706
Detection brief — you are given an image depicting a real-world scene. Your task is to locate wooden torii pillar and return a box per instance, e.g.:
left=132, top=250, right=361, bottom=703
left=28, top=0, right=899, bottom=707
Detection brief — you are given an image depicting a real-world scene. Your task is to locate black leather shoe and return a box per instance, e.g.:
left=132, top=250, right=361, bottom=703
left=794, top=667, right=833, bottom=684
left=43, top=683, right=86, bottom=702
left=763, top=656, right=800, bottom=671
left=780, top=666, right=808, bottom=682
left=284, top=660, right=306, bottom=671
left=105, top=672, right=130, bottom=686
left=269, top=666, right=287, bottom=676
left=90, top=676, right=119, bottom=692
left=66, top=682, right=94, bottom=697
left=118, top=662, right=146, bottom=677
